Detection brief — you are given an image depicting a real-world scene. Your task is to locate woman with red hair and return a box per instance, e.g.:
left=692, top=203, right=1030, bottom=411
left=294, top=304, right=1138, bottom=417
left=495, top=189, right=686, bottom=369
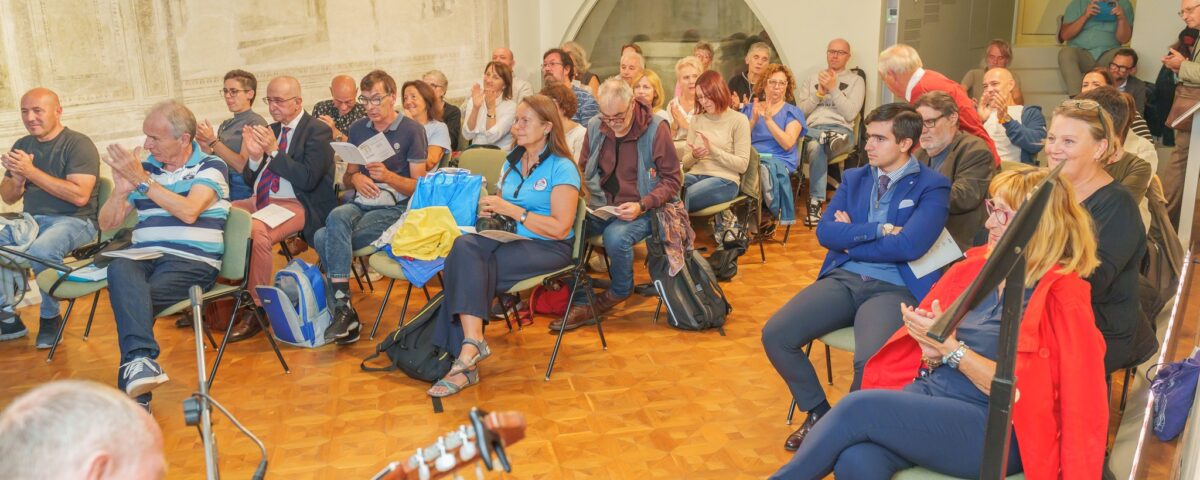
left=680, top=71, right=751, bottom=213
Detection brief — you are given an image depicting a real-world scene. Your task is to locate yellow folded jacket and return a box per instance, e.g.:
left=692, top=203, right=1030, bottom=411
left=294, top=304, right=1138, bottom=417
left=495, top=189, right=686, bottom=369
left=388, top=206, right=462, bottom=260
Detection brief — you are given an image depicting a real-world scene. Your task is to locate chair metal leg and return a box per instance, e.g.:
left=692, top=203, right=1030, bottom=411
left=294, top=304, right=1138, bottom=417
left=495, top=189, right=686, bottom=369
left=501, top=296, right=515, bottom=332
left=45, top=298, right=76, bottom=362
left=207, top=294, right=245, bottom=385
left=586, top=282, right=606, bottom=349
left=782, top=224, right=791, bottom=244
left=396, top=284, right=414, bottom=332
left=370, top=279, right=397, bottom=340
left=546, top=269, right=603, bottom=380
left=804, top=341, right=812, bottom=356
left=359, top=257, right=375, bottom=292
left=1119, top=367, right=1135, bottom=416
left=786, top=398, right=799, bottom=425
left=83, top=291, right=101, bottom=340
left=759, top=234, right=767, bottom=264
left=351, top=260, right=366, bottom=291
left=824, top=344, right=834, bottom=385
left=653, top=297, right=662, bottom=324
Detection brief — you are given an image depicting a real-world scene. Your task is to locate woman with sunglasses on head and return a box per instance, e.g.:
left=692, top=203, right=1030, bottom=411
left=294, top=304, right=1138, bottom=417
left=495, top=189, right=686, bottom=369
left=772, top=167, right=1109, bottom=479
left=1046, top=99, right=1156, bottom=374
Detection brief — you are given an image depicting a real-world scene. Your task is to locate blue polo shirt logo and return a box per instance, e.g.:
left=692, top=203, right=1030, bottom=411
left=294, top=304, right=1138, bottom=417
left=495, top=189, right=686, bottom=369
left=533, top=178, right=548, bottom=191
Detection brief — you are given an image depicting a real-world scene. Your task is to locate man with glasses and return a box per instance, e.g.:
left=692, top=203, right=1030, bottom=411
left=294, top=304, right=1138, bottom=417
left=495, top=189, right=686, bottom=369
left=195, top=69, right=267, bottom=202
left=796, top=38, right=866, bottom=226
left=1109, top=48, right=1148, bottom=115
left=490, top=48, right=534, bottom=103
left=1161, top=0, right=1200, bottom=226
left=316, top=70, right=427, bottom=344
left=553, top=78, right=680, bottom=331
left=225, top=75, right=336, bottom=342
left=542, top=48, right=599, bottom=124
left=914, top=91, right=995, bottom=250
left=312, top=75, right=366, bottom=144
left=1058, top=0, right=1135, bottom=97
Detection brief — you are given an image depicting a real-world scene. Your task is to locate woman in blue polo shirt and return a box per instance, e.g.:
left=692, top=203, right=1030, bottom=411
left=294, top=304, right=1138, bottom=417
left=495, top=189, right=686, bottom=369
left=429, top=94, right=583, bottom=397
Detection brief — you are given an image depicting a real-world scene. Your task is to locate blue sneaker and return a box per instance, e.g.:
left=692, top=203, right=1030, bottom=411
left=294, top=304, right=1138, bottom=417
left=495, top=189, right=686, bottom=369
left=35, top=315, right=62, bottom=349
left=120, top=357, right=169, bottom=398
left=0, top=314, right=27, bottom=341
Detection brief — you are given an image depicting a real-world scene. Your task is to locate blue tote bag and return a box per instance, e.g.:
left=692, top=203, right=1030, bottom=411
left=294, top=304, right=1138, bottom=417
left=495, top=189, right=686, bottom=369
left=409, top=169, right=484, bottom=227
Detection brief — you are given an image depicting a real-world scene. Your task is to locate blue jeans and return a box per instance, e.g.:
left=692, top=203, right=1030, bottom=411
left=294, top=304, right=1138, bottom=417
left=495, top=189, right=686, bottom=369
left=0, top=215, right=97, bottom=318
left=573, top=213, right=653, bottom=300
left=312, top=203, right=405, bottom=280
left=683, top=174, right=739, bottom=212
left=771, top=389, right=1023, bottom=479
left=107, top=255, right=218, bottom=364
left=806, top=124, right=853, bottom=201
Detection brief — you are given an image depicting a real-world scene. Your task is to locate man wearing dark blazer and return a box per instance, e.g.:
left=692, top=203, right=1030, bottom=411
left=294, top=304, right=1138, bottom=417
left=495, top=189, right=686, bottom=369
left=914, top=91, right=995, bottom=251
left=1110, top=48, right=1149, bottom=115
left=228, top=75, right=336, bottom=341
left=762, top=103, right=950, bottom=452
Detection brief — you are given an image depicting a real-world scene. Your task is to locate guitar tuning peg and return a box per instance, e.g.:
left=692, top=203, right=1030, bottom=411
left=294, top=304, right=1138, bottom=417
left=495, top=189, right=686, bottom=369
left=417, top=448, right=431, bottom=480
left=458, top=428, right=477, bottom=461
left=435, top=437, right=457, bottom=472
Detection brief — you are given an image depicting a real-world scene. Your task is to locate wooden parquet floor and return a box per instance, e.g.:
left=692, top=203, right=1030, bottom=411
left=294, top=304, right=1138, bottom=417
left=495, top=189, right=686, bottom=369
left=0, top=225, right=865, bottom=479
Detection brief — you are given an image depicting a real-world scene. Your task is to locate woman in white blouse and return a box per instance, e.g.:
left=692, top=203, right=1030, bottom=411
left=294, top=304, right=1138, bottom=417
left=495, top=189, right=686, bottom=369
left=540, top=83, right=585, bottom=163
left=462, top=61, right=517, bottom=150
left=669, top=56, right=703, bottom=149
left=402, top=80, right=452, bottom=171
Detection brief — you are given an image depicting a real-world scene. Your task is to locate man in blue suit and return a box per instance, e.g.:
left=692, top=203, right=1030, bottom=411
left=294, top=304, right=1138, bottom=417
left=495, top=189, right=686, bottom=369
left=762, top=102, right=951, bottom=452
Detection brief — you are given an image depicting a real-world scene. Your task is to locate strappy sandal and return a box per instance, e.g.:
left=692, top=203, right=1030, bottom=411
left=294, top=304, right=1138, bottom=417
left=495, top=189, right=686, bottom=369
left=448, top=338, right=491, bottom=376
left=427, top=367, right=479, bottom=398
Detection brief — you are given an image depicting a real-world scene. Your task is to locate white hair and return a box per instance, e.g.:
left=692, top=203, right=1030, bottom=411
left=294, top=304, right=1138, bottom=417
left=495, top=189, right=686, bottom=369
left=746, top=41, right=772, bottom=59
left=597, top=76, right=634, bottom=106
left=147, top=100, right=197, bottom=140
left=0, top=380, right=160, bottom=480
left=675, top=56, right=703, bottom=75
left=621, top=51, right=645, bottom=69
left=878, top=44, right=923, bottom=75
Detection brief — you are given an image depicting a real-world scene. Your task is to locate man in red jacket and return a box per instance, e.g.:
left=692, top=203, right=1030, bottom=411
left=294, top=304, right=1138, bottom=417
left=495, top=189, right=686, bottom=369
left=879, top=44, right=1000, bottom=165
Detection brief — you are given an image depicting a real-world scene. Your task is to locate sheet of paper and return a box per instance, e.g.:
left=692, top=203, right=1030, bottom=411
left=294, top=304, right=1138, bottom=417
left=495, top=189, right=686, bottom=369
left=908, top=228, right=963, bottom=278
left=472, top=230, right=530, bottom=243
left=252, top=203, right=297, bottom=229
left=101, top=247, right=164, bottom=261
left=66, top=265, right=108, bottom=282
left=357, top=132, right=396, bottom=164
left=331, top=142, right=370, bottom=165
left=587, top=206, right=621, bottom=220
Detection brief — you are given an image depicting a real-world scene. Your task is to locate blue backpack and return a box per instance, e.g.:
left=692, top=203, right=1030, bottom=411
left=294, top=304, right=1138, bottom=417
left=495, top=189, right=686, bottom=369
left=256, top=259, right=333, bottom=348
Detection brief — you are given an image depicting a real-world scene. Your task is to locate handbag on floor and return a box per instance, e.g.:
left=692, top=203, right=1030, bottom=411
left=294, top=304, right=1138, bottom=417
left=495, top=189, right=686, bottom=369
left=361, top=292, right=453, bottom=383
left=1148, top=349, right=1200, bottom=441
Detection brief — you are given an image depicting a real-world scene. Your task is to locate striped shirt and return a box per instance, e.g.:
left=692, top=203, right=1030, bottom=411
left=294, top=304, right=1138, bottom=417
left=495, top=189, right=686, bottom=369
left=129, top=141, right=230, bottom=269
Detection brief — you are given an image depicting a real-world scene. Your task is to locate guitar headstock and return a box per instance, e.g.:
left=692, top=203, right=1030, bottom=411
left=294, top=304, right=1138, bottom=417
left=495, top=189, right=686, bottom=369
left=371, top=408, right=526, bottom=480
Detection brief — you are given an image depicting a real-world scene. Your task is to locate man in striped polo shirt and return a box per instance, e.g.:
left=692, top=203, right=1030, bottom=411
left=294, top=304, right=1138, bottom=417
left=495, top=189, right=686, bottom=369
left=99, top=100, right=230, bottom=407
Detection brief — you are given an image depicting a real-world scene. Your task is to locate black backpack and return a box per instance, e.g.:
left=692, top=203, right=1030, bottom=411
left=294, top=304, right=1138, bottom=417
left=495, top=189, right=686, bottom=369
left=647, top=212, right=731, bottom=333
left=361, top=292, right=454, bottom=383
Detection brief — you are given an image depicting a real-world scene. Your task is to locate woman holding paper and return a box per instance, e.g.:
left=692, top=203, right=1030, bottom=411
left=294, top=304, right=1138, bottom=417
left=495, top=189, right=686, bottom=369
left=679, top=70, right=751, bottom=213
left=429, top=94, right=584, bottom=397
left=773, top=167, right=1109, bottom=479
left=461, top=61, right=518, bottom=150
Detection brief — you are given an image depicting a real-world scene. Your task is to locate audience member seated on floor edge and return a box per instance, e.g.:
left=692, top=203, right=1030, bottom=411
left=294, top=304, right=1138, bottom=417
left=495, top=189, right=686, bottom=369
left=315, top=70, right=428, bottom=345
left=914, top=91, right=996, bottom=251
left=796, top=38, right=865, bottom=226
left=0, top=380, right=166, bottom=479
left=100, top=100, right=230, bottom=408
left=1046, top=99, right=1158, bottom=375
left=553, top=78, right=681, bottom=332
left=771, top=166, right=1109, bottom=480
left=462, top=61, right=518, bottom=151
left=0, top=87, right=99, bottom=348
left=978, top=68, right=1045, bottom=165
left=762, top=102, right=950, bottom=453
left=681, top=70, right=751, bottom=213
left=428, top=95, right=584, bottom=398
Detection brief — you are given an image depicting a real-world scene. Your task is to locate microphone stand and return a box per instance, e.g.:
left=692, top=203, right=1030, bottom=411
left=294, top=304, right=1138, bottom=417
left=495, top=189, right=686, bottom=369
left=183, top=285, right=220, bottom=480
left=926, top=162, right=1063, bottom=480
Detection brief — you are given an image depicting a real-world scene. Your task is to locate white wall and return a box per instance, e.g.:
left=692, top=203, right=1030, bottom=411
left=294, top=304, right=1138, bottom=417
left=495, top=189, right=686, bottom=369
left=509, top=0, right=888, bottom=110
left=1130, top=1, right=1186, bottom=83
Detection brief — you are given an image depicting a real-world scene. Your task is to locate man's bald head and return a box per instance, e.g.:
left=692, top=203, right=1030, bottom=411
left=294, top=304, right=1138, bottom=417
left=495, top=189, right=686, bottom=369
left=19, top=87, right=64, bottom=139
left=266, top=76, right=304, bottom=123
left=981, top=67, right=1016, bottom=99
left=492, top=48, right=515, bottom=68
left=826, top=38, right=852, bottom=71
left=328, top=75, right=357, bottom=115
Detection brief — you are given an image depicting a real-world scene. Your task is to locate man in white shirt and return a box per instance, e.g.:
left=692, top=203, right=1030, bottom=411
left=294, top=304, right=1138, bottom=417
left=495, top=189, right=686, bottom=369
left=977, top=68, right=1046, bottom=165
left=491, top=48, right=534, bottom=103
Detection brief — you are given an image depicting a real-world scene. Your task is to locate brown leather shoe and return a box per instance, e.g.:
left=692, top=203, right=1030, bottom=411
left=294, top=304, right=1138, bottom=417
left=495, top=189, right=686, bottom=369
left=784, top=411, right=823, bottom=451
left=549, top=290, right=629, bottom=331
left=279, top=237, right=309, bottom=257
left=226, top=308, right=264, bottom=343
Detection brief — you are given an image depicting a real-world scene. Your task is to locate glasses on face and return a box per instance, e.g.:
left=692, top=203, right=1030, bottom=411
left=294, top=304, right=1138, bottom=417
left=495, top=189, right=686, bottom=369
left=985, top=199, right=1012, bottom=226
left=1109, top=64, right=1133, bottom=73
left=1180, top=3, right=1200, bottom=17
left=220, top=88, right=250, bottom=97
left=766, top=79, right=789, bottom=88
left=541, top=62, right=563, bottom=69
left=827, top=49, right=849, bottom=57
left=598, top=104, right=631, bottom=124
left=263, top=96, right=298, bottom=106
left=357, top=94, right=392, bottom=106
left=921, top=114, right=946, bottom=129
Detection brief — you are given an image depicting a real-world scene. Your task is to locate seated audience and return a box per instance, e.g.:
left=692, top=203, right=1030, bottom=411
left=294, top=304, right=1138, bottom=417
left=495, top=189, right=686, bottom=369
left=879, top=44, right=999, bottom=162
left=619, top=51, right=645, bottom=85
left=490, top=47, right=534, bottom=103
left=561, top=41, right=600, bottom=97
left=1059, top=0, right=1135, bottom=96
left=668, top=56, right=704, bottom=145
left=744, top=65, right=805, bottom=169
left=196, top=69, right=268, bottom=201
left=729, top=42, right=772, bottom=104
left=796, top=38, right=866, bottom=225
left=1077, top=86, right=1156, bottom=232
left=428, top=95, right=583, bottom=397
left=978, top=68, right=1046, bottom=165
left=315, top=71, right=428, bottom=344
left=462, top=61, right=517, bottom=150
left=694, top=41, right=715, bottom=71
left=0, top=380, right=166, bottom=479
left=229, top=75, right=336, bottom=342
left=402, top=80, right=452, bottom=171
left=960, top=39, right=1025, bottom=104
left=772, top=167, right=1108, bottom=480
left=311, top=74, right=365, bottom=143
left=762, top=103, right=950, bottom=453
left=682, top=71, right=751, bottom=213
left=422, top=70, right=462, bottom=152
left=554, top=78, right=681, bottom=331
left=1047, top=99, right=1157, bottom=374
left=914, top=91, right=996, bottom=250
left=541, top=48, right=600, bottom=125
left=1110, top=48, right=1149, bottom=114
left=540, top=83, right=586, bottom=161
left=1081, top=67, right=1155, bottom=147
left=100, top=100, right=230, bottom=405
left=0, top=88, right=99, bottom=347
left=631, top=69, right=669, bottom=123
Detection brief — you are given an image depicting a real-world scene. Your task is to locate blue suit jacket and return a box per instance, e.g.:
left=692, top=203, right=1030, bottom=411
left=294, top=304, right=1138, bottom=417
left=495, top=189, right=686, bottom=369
left=815, top=161, right=951, bottom=299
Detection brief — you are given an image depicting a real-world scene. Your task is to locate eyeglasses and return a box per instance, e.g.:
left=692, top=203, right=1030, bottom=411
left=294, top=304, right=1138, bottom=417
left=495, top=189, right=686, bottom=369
left=1180, top=2, right=1200, bottom=17
left=1061, top=99, right=1111, bottom=138
left=766, top=79, right=789, bottom=87
left=827, top=49, right=849, bottom=57
left=985, top=199, right=1012, bottom=226
left=263, top=96, right=299, bottom=105
left=921, top=114, right=946, bottom=129
left=1109, top=64, right=1134, bottom=73
left=357, top=94, right=392, bottom=106
left=541, top=62, right=563, bottom=69
left=220, top=88, right=250, bottom=97
left=598, top=104, right=631, bottom=124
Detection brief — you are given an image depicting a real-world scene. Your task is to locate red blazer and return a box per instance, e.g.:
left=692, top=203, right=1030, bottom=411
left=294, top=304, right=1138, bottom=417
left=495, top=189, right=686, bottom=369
left=862, top=247, right=1109, bottom=480
left=908, top=70, right=1000, bottom=165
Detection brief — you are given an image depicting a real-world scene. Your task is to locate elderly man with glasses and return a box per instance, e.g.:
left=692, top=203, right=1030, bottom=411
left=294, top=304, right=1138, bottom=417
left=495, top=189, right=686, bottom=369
left=1161, top=0, right=1200, bottom=226
left=315, top=70, right=427, bottom=344
left=914, top=91, right=996, bottom=251
left=312, top=75, right=366, bottom=144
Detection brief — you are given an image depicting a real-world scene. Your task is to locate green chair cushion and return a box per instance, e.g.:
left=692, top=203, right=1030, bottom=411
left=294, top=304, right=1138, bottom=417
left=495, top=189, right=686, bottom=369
left=505, top=266, right=573, bottom=294
left=35, top=269, right=108, bottom=299
left=367, top=252, right=406, bottom=280
left=688, top=195, right=747, bottom=218
left=819, top=327, right=855, bottom=352
left=353, top=245, right=378, bottom=257
left=894, top=467, right=1024, bottom=479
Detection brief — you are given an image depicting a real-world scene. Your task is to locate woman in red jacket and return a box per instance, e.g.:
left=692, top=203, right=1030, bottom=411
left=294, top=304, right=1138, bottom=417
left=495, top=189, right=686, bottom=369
left=771, top=167, right=1109, bottom=479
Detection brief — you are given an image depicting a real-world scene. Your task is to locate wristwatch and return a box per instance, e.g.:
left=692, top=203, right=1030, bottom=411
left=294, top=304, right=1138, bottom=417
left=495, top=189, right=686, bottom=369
left=135, top=178, right=154, bottom=195
left=944, top=342, right=971, bottom=369
left=519, top=209, right=530, bottom=224
left=881, top=223, right=896, bottom=235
